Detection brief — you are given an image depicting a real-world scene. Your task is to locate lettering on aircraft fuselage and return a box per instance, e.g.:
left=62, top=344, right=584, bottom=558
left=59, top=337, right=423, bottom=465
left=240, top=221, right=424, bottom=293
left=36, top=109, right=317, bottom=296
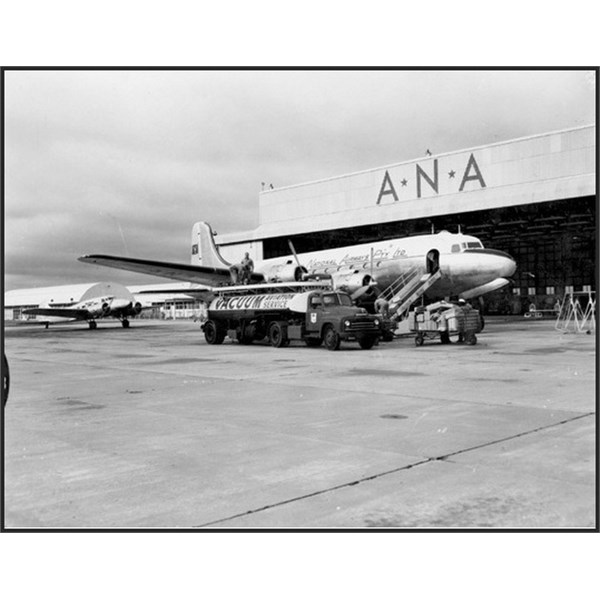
left=376, top=153, right=486, bottom=204
left=80, top=296, right=112, bottom=310
left=306, top=248, right=407, bottom=270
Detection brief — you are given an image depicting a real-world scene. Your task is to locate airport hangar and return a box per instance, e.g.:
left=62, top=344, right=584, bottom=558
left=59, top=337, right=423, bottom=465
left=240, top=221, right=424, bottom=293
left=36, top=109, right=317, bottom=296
left=213, top=124, right=596, bottom=315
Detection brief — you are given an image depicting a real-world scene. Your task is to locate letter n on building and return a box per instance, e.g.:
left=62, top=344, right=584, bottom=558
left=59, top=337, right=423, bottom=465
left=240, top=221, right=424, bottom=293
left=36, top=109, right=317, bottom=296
left=416, top=160, right=438, bottom=198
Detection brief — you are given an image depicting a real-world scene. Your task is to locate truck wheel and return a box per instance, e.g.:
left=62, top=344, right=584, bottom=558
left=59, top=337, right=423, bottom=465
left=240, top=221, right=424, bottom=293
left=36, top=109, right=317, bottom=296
left=235, top=326, right=254, bottom=344
left=304, top=338, right=322, bottom=347
left=358, top=335, right=377, bottom=350
left=204, top=320, right=225, bottom=345
left=323, top=326, right=341, bottom=351
left=268, top=322, right=287, bottom=348
left=467, top=333, right=477, bottom=345
left=415, top=334, right=424, bottom=346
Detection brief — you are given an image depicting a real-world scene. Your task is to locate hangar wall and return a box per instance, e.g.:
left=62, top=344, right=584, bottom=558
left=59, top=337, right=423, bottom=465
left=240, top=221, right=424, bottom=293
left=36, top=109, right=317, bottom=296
left=216, top=124, right=595, bottom=248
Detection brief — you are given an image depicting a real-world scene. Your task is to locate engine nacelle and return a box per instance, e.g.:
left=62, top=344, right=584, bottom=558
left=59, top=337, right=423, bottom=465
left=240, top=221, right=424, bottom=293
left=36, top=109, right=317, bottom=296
left=331, top=271, right=374, bottom=294
left=265, top=261, right=308, bottom=282
left=86, top=301, right=111, bottom=318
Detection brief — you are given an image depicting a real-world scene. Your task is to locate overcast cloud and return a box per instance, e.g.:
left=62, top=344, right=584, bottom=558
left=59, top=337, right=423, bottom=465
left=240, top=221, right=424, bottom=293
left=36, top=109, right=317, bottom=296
left=4, top=69, right=595, bottom=290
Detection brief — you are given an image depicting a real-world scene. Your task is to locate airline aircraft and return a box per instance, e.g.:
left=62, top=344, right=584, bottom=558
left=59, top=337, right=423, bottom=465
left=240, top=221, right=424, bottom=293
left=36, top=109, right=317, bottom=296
left=20, top=282, right=144, bottom=329
left=78, top=222, right=517, bottom=312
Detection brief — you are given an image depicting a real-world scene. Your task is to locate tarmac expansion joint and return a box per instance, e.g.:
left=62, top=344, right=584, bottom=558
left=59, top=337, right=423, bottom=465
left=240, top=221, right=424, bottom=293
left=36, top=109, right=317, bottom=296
left=192, top=411, right=594, bottom=528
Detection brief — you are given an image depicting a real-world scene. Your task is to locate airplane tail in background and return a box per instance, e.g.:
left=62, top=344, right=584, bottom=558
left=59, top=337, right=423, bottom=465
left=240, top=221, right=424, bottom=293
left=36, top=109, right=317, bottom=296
left=191, top=222, right=232, bottom=269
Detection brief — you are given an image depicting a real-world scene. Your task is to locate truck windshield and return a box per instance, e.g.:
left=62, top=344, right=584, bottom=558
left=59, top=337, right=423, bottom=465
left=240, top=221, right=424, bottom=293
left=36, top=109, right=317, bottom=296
left=322, top=293, right=353, bottom=307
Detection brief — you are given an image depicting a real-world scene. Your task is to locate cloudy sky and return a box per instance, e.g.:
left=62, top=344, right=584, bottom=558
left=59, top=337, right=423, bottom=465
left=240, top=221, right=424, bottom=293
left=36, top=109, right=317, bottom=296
left=4, top=69, right=595, bottom=290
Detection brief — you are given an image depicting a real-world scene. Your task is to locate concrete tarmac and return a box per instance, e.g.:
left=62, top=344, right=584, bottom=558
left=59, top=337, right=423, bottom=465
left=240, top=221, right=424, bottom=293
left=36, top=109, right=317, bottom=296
left=3, top=317, right=596, bottom=529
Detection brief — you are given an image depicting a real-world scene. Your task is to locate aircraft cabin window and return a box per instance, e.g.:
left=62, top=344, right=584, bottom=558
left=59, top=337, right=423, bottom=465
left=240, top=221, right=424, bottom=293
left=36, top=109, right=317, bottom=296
left=451, top=244, right=461, bottom=253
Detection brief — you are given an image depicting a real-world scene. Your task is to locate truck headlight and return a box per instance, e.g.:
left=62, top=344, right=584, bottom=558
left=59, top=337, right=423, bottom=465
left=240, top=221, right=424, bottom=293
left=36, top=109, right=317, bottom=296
left=344, top=320, right=351, bottom=328
left=374, top=319, right=380, bottom=326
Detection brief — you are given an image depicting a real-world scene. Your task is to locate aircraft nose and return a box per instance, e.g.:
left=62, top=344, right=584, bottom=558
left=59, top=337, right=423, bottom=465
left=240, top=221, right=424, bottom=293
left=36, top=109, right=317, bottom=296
left=494, top=250, right=517, bottom=278
left=111, top=299, right=133, bottom=311
left=464, top=248, right=516, bottom=278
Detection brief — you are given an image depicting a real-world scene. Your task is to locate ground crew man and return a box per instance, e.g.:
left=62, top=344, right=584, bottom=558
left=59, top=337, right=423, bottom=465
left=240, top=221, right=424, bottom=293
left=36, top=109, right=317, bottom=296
left=457, top=299, right=467, bottom=343
left=374, top=296, right=390, bottom=318
left=457, top=299, right=477, bottom=344
left=437, top=311, right=450, bottom=344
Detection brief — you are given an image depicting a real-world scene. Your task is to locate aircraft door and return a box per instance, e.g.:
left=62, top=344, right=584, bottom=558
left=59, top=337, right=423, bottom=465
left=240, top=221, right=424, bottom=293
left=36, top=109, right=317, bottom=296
left=426, top=249, right=440, bottom=274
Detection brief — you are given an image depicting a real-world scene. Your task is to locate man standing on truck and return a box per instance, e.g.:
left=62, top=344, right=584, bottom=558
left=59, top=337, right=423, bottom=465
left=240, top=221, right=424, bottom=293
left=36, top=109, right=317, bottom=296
left=241, top=252, right=254, bottom=285
left=229, top=252, right=254, bottom=285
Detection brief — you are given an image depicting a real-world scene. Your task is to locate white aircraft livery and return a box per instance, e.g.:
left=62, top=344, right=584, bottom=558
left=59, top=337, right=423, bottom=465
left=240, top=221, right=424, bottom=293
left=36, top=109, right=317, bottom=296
left=20, top=282, right=143, bottom=329
left=78, top=222, right=517, bottom=308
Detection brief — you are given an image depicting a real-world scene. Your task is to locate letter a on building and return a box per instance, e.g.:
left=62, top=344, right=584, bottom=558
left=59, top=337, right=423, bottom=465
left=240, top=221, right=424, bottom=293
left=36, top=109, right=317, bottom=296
left=376, top=170, right=399, bottom=204
left=459, top=154, right=486, bottom=191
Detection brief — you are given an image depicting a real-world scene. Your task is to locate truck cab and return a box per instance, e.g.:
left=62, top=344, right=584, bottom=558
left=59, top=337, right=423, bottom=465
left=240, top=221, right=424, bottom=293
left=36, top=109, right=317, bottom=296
left=302, top=291, right=380, bottom=350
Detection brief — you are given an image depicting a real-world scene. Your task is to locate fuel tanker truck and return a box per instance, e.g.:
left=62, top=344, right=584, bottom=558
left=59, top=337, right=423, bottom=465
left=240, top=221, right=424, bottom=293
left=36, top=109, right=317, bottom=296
left=202, top=289, right=381, bottom=350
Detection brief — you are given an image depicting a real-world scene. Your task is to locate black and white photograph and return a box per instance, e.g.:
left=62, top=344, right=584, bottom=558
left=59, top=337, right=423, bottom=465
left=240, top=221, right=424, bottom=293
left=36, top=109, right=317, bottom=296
left=3, top=68, right=596, bottom=534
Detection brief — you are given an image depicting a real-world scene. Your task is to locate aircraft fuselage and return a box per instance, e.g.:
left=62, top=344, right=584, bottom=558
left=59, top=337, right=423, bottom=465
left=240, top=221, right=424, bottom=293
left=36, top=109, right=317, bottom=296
left=252, top=230, right=516, bottom=299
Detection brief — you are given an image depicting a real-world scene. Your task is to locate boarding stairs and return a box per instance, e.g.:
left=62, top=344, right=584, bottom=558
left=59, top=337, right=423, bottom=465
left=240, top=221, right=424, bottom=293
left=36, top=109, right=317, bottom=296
left=555, top=291, right=596, bottom=334
left=380, top=266, right=443, bottom=321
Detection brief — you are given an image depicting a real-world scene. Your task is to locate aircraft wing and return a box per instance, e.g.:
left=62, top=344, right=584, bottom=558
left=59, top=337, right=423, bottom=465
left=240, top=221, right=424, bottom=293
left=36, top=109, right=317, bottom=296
left=78, top=255, right=263, bottom=286
left=23, top=307, right=90, bottom=320
left=133, top=287, right=210, bottom=297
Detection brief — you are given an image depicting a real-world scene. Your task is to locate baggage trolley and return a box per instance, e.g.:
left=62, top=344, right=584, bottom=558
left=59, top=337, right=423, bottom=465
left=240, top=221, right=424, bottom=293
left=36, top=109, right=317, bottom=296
left=411, top=303, right=480, bottom=346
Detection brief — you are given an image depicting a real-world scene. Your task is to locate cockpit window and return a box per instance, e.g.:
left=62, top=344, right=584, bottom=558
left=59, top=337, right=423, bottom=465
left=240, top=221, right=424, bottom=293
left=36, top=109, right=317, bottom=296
left=467, top=241, right=483, bottom=249
left=451, top=244, right=461, bottom=253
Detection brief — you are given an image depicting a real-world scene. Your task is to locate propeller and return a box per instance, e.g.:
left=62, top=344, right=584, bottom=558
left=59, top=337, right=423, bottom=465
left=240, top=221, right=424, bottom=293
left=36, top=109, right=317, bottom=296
left=350, top=248, right=382, bottom=302
left=350, top=278, right=378, bottom=301
left=288, top=239, right=302, bottom=269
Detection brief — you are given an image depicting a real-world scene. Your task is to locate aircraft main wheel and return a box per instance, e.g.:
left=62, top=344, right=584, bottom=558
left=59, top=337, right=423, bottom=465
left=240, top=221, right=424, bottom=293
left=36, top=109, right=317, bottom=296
left=323, top=326, right=341, bottom=351
left=204, top=320, right=225, bottom=345
left=122, top=319, right=130, bottom=328
left=358, top=335, right=377, bottom=350
left=89, top=321, right=97, bottom=330
left=268, top=322, right=287, bottom=348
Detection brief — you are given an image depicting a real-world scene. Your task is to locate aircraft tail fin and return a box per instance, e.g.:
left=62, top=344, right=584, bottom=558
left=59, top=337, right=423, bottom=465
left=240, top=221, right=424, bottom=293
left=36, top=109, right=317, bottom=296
left=191, top=222, right=231, bottom=269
